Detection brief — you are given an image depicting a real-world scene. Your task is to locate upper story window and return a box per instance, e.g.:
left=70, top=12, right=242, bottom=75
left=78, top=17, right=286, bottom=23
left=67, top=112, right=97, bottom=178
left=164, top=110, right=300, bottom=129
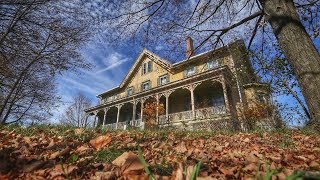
left=256, top=93, right=267, bottom=104
left=185, top=66, right=196, bottom=77
left=141, top=81, right=151, bottom=91
left=207, top=59, right=220, bottom=69
left=158, top=74, right=169, bottom=86
left=127, top=87, right=134, bottom=96
left=142, top=61, right=153, bottom=75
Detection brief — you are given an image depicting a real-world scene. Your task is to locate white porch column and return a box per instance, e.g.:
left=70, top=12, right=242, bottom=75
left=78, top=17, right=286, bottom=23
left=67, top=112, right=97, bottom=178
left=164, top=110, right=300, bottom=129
left=165, top=94, right=169, bottom=122
left=156, top=94, right=159, bottom=124
left=116, top=105, right=121, bottom=129
left=103, top=108, right=108, bottom=126
left=221, top=76, right=230, bottom=113
left=140, top=100, right=144, bottom=121
left=132, top=101, right=136, bottom=122
left=190, top=88, right=195, bottom=119
left=93, top=111, right=98, bottom=128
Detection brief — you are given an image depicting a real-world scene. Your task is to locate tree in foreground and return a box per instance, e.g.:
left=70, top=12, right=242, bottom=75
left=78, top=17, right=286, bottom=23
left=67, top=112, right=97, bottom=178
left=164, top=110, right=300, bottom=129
left=0, top=1, right=93, bottom=125
left=100, top=0, right=320, bottom=130
left=59, top=94, right=92, bottom=127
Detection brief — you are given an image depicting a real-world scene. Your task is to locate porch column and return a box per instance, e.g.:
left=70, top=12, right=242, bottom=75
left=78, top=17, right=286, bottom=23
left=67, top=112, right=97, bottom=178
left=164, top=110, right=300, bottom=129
left=221, top=76, right=230, bottom=113
left=93, top=111, right=98, bottom=128
left=140, top=100, right=144, bottom=121
left=116, top=105, right=121, bottom=129
left=103, top=108, right=108, bottom=126
left=132, top=101, right=136, bottom=122
left=165, top=94, right=169, bottom=122
left=191, top=89, right=195, bottom=119
left=156, top=94, right=159, bottom=124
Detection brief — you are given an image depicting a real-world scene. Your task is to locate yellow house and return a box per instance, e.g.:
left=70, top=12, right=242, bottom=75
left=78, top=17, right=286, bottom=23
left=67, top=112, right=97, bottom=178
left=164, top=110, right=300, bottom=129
left=85, top=38, right=270, bottom=130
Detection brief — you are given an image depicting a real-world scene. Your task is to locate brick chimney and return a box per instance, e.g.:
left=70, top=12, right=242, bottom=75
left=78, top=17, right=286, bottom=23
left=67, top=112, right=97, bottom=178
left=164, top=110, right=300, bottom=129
left=186, top=36, right=194, bottom=58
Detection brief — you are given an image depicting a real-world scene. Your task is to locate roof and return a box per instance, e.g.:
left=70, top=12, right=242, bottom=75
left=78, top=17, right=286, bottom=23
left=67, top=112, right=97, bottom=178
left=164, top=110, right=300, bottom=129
left=97, top=40, right=243, bottom=97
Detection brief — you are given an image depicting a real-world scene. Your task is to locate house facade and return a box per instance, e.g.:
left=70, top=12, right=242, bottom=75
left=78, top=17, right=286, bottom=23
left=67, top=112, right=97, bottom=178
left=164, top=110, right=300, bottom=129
left=85, top=38, right=270, bottom=130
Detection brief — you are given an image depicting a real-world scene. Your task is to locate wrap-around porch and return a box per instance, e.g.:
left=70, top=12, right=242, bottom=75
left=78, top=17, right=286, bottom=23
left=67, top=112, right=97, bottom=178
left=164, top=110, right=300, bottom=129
left=89, top=76, right=234, bottom=130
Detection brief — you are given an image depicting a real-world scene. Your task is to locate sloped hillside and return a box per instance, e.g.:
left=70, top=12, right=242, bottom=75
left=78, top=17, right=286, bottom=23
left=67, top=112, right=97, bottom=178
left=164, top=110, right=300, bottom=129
left=0, top=125, right=319, bottom=179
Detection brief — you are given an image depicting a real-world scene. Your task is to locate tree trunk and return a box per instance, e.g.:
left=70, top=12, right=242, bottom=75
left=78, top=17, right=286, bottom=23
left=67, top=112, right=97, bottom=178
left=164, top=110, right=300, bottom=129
left=261, top=0, right=320, bottom=130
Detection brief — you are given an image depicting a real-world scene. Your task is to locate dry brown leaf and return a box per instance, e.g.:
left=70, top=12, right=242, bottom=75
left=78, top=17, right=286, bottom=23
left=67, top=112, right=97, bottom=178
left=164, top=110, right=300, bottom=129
left=112, top=152, right=144, bottom=174
left=174, top=142, right=187, bottom=153
left=243, top=138, right=250, bottom=143
left=173, top=163, right=184, bottom=180
left=309, top=161, right=320, bottom=168
left=46, top=138, right=55, bottom=149
left=75, top=145, right=92, bottom=155
left=23, top=161, right=44, bottom=172
left=93, top=171, right=116, bottom=179
left=89, top=133, right=112, bottom=151
left=243, top=163, right=257, bottom=172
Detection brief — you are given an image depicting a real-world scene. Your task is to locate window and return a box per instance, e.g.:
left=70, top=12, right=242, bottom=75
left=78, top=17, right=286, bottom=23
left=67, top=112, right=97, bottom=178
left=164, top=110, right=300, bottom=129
left=185, top=66, right=196, bottom=77
left=256, top=94, right=267, bottom=104
left=158, top=74, right=169, bottom=86
left=127, top=87, right=133, bottom=96
left=213, top=96, right=224, bottom=107
left=141, top=81, right=151, bottom=91
left=207, top=59, right=219, bottom=69
left=142, top=61, right=153, bottom=75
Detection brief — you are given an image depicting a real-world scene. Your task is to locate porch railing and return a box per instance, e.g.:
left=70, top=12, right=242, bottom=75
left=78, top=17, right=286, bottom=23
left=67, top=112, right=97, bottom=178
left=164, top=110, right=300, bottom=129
left=195, top=105, right=226, bottom=119
left=158, top=105, right=226, bottom=124
left=102, top=119, right=143, bottom=130
left=103, top=105, right=226, bottom=129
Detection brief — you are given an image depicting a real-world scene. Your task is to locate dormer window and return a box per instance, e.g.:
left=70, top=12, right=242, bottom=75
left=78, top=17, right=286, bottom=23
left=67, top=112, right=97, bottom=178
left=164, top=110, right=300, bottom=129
left=127, top=87, right=133, bottom=96
left=185, top=66, right=196, bottom=77
left=207, top=59, right=219, bottom=69
left=142, top=61, right=153, bottom=75
left=141, top=81, right=151, bottom=91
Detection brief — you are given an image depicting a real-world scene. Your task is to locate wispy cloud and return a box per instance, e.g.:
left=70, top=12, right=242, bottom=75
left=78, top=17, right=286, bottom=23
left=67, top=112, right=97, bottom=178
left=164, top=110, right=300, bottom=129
left=53, top=40, right=134, bottom=122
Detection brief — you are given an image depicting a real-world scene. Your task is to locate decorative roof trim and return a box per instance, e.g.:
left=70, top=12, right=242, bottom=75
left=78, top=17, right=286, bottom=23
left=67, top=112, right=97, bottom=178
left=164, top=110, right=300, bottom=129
left=97, top=49, right=172, bottom=97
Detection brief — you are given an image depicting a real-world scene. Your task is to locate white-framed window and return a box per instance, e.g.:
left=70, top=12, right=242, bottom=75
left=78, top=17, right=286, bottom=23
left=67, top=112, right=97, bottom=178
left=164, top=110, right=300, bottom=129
left=158, top=74, right=168, bottom=86
left=141, top=81, right=151, bottom=91
left=207, top=59, right=219, bottom=69
left=127, top=87, right=133, bottom=96
left=142, top=61, right=153, bottom=75
left=185, top=66, right=196, bottom=77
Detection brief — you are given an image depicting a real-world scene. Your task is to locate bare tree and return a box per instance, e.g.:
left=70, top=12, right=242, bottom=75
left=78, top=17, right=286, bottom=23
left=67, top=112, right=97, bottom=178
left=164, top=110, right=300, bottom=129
left=100, top=0, right=320, bottom=130
left=59, top=94, right=92, bottom=127
left=0, top=1, right=93, bottom=125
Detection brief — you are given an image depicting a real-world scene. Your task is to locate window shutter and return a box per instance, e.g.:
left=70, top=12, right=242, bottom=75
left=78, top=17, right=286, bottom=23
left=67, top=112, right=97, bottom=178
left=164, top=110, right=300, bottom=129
left=183, top=70, right=186, bottom=78
left=141, top=83, right=143, bottom=91
left=167, top=74, right=170, bottom=83
left=148, top=61, right=153, bottom=72
left=157, top=77, right=160, bottom=86
left=141, top=65, right=144, bottom=76
left=148, top=80, right=151, bottom=89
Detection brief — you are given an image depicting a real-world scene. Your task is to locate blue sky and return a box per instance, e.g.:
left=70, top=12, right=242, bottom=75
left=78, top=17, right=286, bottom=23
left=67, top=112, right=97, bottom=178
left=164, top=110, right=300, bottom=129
left=52, top=41, right=140, bottom=122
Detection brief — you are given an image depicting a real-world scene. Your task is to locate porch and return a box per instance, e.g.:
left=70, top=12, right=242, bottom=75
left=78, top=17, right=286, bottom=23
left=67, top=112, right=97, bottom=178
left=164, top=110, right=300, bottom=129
left=93, top=78, right=233, bottom=130
left=100, top=105, right=228, bottom=130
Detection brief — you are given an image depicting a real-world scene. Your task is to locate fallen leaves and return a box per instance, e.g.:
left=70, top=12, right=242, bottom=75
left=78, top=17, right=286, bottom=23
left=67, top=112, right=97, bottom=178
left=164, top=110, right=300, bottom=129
left=0, top=126, right=319, bottom=179
left=89, top=133, right=112, bottom=151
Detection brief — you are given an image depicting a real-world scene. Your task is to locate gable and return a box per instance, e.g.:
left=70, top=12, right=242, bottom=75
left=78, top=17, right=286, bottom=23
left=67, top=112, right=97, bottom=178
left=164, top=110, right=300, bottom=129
left=119, top=49, right=172, bottom=88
